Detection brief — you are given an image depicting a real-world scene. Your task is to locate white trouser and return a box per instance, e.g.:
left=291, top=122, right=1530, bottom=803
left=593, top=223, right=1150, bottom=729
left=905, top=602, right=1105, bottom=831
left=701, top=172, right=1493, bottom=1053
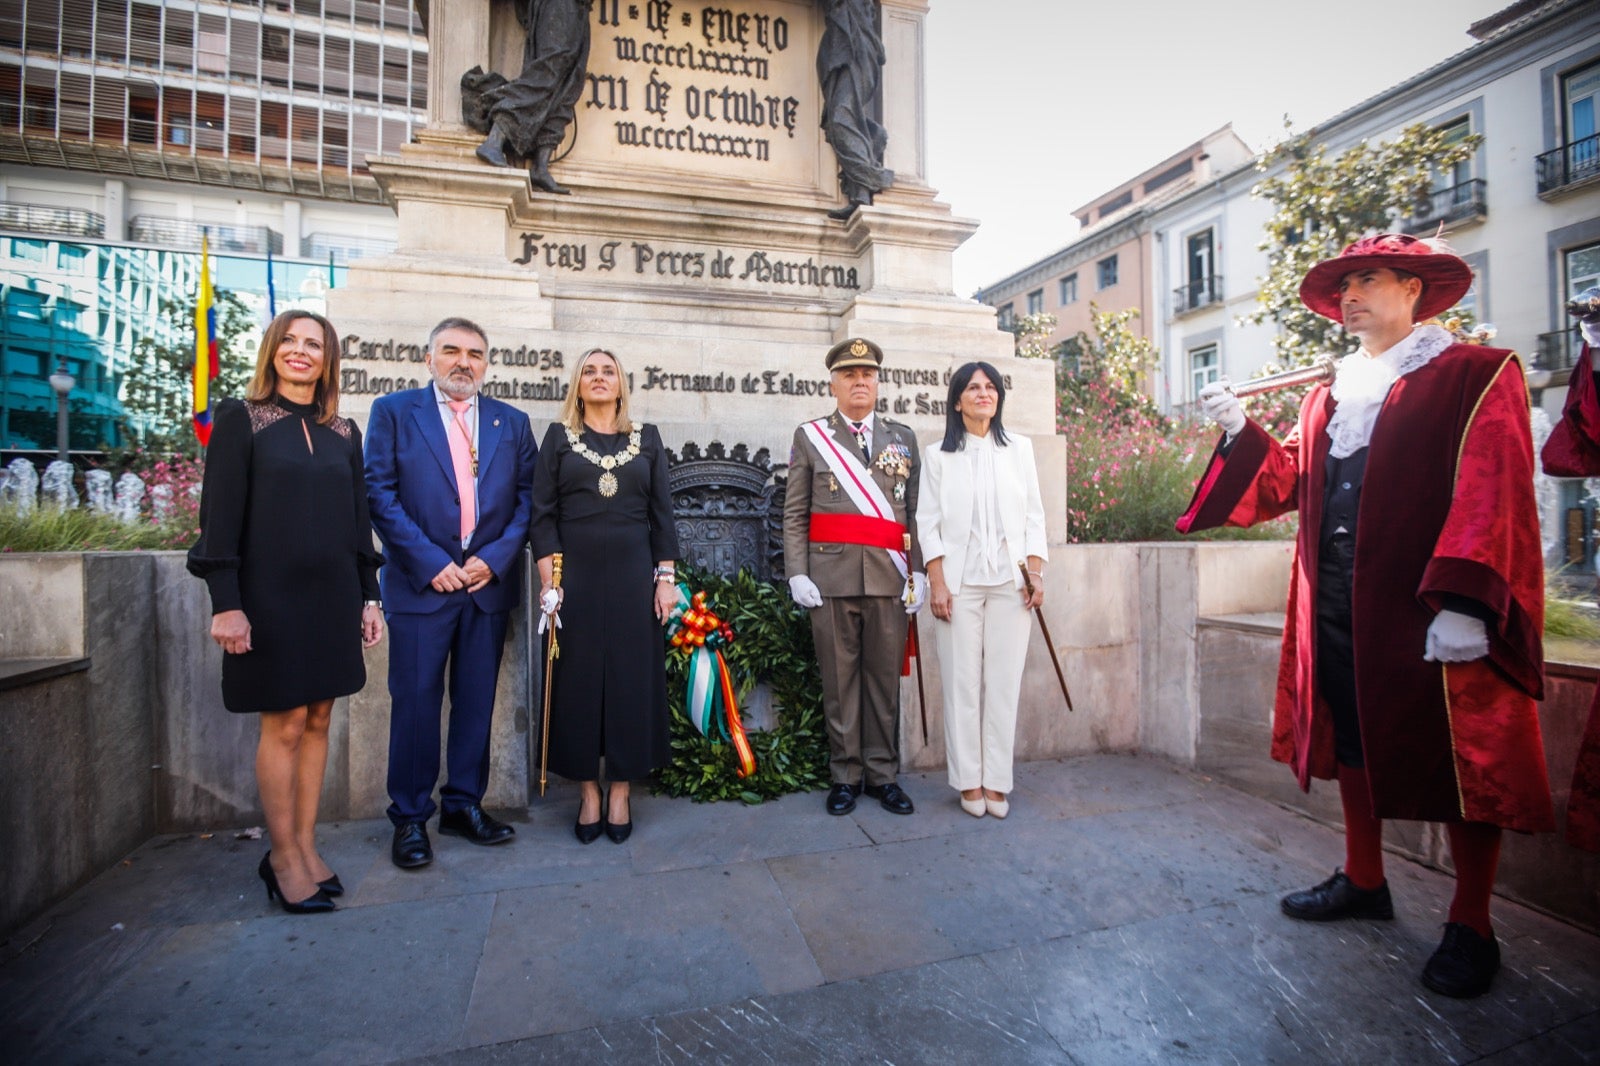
left=931, top=579, right=1031, bottom=793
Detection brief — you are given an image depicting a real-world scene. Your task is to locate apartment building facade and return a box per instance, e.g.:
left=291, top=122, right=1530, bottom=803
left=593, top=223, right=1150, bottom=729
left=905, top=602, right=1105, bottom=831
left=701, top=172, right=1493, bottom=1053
left=1147, top=0, right=1599, bottom=420
left=0, top=0, right=426, bottom=448
left=972, top=126, right=1253, bottom=356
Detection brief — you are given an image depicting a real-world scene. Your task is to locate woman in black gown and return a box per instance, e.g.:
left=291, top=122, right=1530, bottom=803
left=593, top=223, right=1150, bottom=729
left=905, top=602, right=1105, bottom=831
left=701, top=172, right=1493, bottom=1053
left=531, top=348, right=680, bottom=843
left=188, top=310, right=384, bottom=913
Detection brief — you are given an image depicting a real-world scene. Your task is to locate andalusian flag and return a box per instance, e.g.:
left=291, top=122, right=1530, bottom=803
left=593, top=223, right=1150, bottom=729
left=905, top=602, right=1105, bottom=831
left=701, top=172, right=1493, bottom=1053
left=193, top=233, right=218, bottom=445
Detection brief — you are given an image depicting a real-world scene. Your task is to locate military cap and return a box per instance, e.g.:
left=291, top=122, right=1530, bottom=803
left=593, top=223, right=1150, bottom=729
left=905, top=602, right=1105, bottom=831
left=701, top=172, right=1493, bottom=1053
left=825, top=337, right=884, bottom=372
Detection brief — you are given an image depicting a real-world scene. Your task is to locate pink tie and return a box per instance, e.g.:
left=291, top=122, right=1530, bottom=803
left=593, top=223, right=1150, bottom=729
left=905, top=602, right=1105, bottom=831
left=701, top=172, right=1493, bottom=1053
left=447, top=400, right=475, bottom=545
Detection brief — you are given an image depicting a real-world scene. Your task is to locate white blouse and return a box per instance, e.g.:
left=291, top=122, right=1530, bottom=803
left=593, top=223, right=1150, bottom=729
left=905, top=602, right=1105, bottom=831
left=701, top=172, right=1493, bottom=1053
left=961, top=432, right=1013, bottom=586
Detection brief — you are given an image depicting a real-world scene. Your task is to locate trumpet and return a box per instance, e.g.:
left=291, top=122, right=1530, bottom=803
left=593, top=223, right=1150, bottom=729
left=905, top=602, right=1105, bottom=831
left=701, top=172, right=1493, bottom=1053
left=1226, top=355, right=1338, bottom=399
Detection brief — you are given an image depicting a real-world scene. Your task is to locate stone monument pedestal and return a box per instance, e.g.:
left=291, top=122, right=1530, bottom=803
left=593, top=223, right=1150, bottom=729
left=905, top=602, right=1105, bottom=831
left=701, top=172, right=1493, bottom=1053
left=328, top=0, right=1068, bottom=800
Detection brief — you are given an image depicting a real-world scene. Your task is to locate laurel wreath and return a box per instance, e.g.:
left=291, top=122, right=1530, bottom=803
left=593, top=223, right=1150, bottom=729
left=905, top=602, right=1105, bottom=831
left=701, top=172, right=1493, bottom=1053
left=654, top=566, right=831, bottom=803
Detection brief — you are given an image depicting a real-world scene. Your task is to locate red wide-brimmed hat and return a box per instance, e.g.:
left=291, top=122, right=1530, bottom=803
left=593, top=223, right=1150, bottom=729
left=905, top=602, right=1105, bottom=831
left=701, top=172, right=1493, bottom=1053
left=1299, top=233, right=1473, bottom=323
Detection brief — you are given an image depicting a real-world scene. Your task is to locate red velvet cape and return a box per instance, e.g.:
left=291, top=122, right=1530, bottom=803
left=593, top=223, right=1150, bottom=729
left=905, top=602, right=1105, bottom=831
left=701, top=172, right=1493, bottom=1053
left=1539, top=346, right=1600, bottom=851
left=1178, top=344, right=1554, bottom=832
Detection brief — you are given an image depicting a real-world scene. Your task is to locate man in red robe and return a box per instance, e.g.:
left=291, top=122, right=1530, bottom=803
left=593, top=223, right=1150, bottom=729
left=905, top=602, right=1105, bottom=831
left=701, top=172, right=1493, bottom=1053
left=1178, top=233, right=1554, bottom=999
left=1538, top=288, right=1600, bottom=855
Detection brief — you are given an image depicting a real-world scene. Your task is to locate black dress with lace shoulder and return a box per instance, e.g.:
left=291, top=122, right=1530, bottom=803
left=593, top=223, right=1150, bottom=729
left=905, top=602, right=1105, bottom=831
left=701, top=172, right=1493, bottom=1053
left=187, top=396, right=383, bottom=713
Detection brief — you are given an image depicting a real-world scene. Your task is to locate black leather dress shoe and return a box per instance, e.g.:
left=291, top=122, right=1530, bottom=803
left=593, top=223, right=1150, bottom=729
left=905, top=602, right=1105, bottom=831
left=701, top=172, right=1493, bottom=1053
left=439, top=805, right=515, bottom=846
left=1421, top=922, right=1500, bottom=998
left=391, top=822, right=433, bottom=869
left=1280, top=869, right=1393, bottom=921
left=825, top=782, right=860, bottom=816
left=864, top=781, right=915, bottom=815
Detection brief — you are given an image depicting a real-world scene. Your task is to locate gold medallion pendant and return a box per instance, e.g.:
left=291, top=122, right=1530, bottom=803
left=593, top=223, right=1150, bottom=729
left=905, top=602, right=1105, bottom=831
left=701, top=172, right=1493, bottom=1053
left=566, top=426, right=643, bottom=500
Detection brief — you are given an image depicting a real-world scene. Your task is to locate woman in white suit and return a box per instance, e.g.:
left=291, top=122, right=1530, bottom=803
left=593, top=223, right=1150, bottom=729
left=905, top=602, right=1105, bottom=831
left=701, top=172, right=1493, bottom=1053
left=917, top=362, right=1048, bottom=818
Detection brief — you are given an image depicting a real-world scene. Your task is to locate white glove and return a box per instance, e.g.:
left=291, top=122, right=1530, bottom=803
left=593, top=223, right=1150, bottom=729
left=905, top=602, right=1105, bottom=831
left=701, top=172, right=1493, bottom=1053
left=788, top=574, right=823, bottom=609
left=1423, top=609, right=1488, bottom=663
left=904, top=572, right=927, bottom=615
left=1582, top=319, right=1600, bottom=351
left=537, top=587, right=562, bottom=634
left=1198, top=380, right=1245, bottom=439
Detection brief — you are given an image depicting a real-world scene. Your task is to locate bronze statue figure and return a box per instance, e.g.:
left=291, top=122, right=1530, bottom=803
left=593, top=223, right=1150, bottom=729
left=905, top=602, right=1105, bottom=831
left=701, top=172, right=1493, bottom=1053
left=464, top=0, right=592, bottom=194
left=818, top=0, right=893, bottom=220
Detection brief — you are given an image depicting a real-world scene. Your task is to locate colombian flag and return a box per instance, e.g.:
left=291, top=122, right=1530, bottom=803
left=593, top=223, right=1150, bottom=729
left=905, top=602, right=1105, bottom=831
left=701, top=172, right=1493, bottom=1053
left=193, top=233, right=219, bottom=445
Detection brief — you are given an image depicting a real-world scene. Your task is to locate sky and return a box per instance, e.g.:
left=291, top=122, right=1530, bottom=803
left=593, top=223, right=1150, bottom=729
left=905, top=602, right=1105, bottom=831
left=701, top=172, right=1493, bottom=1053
left=925, top=0, right=1513, bottom=295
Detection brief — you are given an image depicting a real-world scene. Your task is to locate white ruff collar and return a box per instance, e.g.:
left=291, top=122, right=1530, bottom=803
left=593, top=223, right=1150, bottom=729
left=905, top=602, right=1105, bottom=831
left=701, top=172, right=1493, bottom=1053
left=1325, top=325, right=1452, bottom=459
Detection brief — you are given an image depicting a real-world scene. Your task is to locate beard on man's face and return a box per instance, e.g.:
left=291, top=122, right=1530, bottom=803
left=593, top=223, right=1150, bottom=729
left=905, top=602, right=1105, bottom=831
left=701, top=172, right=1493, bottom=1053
left=435, top=365, right=480, bottom=399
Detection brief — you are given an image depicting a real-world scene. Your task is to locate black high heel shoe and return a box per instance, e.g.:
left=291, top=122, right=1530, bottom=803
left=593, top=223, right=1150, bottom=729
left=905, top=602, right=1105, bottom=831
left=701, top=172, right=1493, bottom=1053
left=318, top=875, right=344, bottom=897
left=604, top=790, right=632, bottom=843
left=258, top=853, right=336, bottom=914
left=574, top=816, right=603, bottom=844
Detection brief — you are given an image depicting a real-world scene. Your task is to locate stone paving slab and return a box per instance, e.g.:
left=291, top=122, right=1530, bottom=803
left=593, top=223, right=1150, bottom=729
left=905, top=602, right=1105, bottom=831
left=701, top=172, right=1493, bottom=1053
left=462, top=861, right=822, bottom=1046
left=39, top=893, right=495, bottom=1065
left=2, top=754, right=1596, bottom=1065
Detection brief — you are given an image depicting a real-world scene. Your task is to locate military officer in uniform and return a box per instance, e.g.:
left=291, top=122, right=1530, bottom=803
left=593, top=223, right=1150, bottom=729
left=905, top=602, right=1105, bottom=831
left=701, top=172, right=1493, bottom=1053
left=784, top=338, right=927, bottom=816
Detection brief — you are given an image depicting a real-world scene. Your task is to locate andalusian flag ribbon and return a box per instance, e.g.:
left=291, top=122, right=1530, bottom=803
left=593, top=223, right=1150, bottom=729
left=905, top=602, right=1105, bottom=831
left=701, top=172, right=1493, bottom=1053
left=668, top=586, right=757, bottom=778
left=192, top=232, right=219, bottom=446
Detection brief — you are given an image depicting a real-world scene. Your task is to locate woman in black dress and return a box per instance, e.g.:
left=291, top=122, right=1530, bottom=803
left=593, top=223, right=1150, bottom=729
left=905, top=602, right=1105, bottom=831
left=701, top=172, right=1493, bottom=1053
left=531, top=348, right=680, bottom=844
left=188, top=310, right=384, bottom=913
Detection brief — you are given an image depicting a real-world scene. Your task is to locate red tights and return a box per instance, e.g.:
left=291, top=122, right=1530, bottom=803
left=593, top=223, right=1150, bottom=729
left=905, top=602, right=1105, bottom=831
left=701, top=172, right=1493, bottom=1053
left=1337, top=764, right=1501, bottom=937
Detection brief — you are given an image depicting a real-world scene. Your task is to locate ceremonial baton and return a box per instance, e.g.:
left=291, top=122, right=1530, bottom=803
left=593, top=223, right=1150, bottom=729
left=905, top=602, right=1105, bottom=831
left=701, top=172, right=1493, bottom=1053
left=1020, top=562, right=1073, bottom=713
left=904, top=534, right=928, bottom=745
left=538, top=553, right=562, bottom=797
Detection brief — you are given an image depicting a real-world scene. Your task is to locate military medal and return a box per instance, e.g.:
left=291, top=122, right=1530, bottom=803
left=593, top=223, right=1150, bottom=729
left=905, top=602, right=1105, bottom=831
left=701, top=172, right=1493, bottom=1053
left=566, top=426, right=642, bottom=499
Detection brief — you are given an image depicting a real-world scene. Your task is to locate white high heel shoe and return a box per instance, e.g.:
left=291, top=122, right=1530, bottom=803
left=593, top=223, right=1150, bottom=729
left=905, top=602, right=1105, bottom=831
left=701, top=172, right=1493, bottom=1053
left=984, top=795, right=1010, bottom=819
left=959, top=794, right=986, bottom=818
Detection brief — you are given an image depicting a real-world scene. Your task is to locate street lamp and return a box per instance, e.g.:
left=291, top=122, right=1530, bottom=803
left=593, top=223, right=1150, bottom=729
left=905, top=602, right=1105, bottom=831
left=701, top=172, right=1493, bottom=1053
left=48, top=358, right=74, bottom=462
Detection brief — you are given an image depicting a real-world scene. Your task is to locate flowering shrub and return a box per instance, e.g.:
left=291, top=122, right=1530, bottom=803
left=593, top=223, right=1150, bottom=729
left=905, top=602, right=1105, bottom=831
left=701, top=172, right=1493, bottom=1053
left=1059, top=379, right=1296, bottom=543
left=0, top=450, right=204, bottom=552
left=121, top=451, right=205, bottom=549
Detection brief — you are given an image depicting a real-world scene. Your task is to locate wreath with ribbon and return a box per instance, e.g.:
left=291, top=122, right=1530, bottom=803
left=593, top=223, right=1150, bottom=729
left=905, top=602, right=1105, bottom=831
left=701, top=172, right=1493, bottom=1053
left=655, top=566, right=830, bottom=804
left=665, top=587, right=757, bottom=778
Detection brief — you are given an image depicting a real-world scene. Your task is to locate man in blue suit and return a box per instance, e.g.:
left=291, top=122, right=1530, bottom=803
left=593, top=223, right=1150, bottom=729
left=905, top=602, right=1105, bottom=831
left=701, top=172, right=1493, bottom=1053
left=365, top=317, right=537, bottom=869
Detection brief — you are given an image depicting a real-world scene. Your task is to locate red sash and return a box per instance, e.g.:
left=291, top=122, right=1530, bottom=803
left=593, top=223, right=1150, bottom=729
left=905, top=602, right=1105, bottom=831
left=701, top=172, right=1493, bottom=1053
left=809, top=512, right=907, bottom=551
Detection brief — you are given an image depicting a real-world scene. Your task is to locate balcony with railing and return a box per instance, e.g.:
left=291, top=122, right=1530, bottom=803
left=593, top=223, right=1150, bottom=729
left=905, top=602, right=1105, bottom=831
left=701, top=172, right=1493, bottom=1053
left=0, top=202, right=106, bottom=239
left=128, top=217, right=283, bottom=255
left=1533, top=328, right=1580, bottom=377
left=1537, top=134, right=1600, bottom=197
left=1173, top=275, right=1223, bottom=314
left=1400, top=179, right=1487, bottom=233
left=302, top=233, right=398, bottom=264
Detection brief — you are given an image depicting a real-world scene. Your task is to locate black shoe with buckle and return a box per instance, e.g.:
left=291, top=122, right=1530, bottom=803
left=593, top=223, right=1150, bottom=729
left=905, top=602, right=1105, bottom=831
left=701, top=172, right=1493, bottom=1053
left=438, top=805, right=515, bottom=846
left=1421, top=922, right=1500, bottom=998
left=864, top=781, right=915, bottom=815
left=825, top=782, right=860, bottom=816
left=391, top=822, right=433, bottom=869
left=1280, top=869, right=1394, bottom=921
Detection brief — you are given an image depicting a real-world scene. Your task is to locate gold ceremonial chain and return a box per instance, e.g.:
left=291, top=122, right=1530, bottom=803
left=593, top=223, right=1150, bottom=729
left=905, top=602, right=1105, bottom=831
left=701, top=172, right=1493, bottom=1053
left=565, top=426, right=642, bottom=498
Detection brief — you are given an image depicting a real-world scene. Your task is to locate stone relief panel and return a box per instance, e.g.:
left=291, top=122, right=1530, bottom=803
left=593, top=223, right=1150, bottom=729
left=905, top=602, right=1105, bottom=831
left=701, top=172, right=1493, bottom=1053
left=667, top=440, right=788, bottom=580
